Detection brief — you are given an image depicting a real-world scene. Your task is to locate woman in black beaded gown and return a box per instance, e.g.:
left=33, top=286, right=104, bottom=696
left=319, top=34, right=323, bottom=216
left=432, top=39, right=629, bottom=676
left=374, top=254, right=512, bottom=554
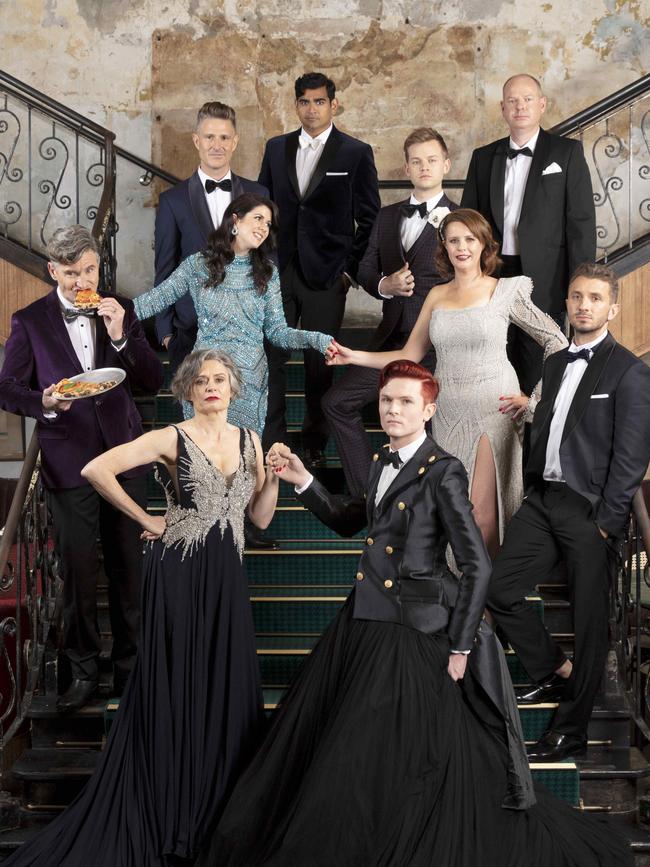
left=7, top=349, right=280, bottom=866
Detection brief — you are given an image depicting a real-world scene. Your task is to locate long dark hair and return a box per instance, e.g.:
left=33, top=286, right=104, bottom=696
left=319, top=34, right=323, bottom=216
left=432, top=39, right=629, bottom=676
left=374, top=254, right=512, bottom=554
left=204, top=193, right=279, bottom=294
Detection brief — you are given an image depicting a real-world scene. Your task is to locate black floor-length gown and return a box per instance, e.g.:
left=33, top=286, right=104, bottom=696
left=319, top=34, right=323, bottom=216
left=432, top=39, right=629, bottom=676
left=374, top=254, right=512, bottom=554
left=198, top=597, right=631, bottom=867
left=8, top=426, right=263, bottom=866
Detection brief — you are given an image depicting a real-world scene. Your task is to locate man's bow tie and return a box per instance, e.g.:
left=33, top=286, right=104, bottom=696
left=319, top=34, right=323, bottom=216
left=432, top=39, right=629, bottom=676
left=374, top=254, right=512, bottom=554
left=379, top=448, right=403, bottom=469
left=401, top=201, right=428, bottom=219
left=507, top=146, right=533, bottom=159
left=63, top=308, right=96, bottom=322
left=204, top=178, right=232, bottom=194
left=566, top=347, right=592, bottom=363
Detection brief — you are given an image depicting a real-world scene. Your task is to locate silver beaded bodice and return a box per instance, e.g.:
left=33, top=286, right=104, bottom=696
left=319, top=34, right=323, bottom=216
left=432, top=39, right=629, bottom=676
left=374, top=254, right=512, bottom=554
left=157, top=427, right=257, bottom=561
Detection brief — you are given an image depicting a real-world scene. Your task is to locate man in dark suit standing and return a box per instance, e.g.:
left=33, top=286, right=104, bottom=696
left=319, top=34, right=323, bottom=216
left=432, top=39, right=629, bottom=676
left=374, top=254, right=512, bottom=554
left=322, top=127, right=457, bottom=495
left=488, top=263, right=650, bottom=761
left=154, top=101, right=268, bottom=373
left=259, top=72, right=380, bottom=465
left=0, top=226, right=164, bottom=711
left=462, top=74, right=596, bottom=394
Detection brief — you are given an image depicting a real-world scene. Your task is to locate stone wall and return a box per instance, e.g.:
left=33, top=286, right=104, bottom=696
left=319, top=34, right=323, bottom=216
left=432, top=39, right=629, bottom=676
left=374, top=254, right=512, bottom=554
left=1, top=0, right=647, bottom=317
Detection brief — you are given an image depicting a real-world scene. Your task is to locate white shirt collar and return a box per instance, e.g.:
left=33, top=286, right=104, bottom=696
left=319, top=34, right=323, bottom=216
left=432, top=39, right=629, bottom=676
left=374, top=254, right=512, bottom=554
left=299, top=124, right=333, bottom=149
left=508, top=129, right=540, bottom=153
left=57, top=287, right=77, bottom=311
left=408, top=191, right=444, bottom=211
left=569, top=330, right=608, bottom=354
left=198, top=167, right=233, bottom=188
left=388, top=431, right=428, bottom=464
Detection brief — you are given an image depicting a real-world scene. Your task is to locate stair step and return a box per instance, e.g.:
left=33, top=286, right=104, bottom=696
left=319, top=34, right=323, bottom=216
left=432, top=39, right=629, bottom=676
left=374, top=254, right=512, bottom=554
left=11, top=749, right=98, bottom=783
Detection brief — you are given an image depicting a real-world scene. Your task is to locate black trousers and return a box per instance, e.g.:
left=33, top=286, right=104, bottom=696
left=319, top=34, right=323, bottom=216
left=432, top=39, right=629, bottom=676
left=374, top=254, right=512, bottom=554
left=263, top=259, right=347, bottom=452
left=487, top=483, right=617, bottom=738
left=322, top=334, right=436, bottom=495
left=48, top=476, right=147, bottom=681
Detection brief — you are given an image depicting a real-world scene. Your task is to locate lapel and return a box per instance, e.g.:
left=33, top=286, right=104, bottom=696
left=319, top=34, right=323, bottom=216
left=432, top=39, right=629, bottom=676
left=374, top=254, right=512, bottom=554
left=284, top=130, right=301, bottom=201
left=302, top=125, right=344, bottom=201
left=374, top=437, right=437, bottom=518
left=531, top=351, right=567, bottom=445
left=94, top=293, right=112, bottom=368
left=188, top=171, right=215, bottom=243
left=45, top=290, right=84, bottom=375
left=231, top=172, right=244, bottom=200
left=518, top=128, right=551, bottom=229
left=365, top=453, right=384, bottom=525
left=389, top=198, right=409, bottom=261
left=489, top=138, right=508, bottom=238
left=561, top=333, right=616, bottom=443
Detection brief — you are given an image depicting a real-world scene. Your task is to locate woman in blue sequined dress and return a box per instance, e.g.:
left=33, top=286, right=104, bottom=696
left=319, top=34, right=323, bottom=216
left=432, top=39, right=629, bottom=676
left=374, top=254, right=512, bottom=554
left=134, top=193, right=334, bottom=434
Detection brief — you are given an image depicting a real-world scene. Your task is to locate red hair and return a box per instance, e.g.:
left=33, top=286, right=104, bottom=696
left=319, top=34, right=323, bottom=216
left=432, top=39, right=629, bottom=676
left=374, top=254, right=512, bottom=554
left=378, top=360, right=439, bottom=403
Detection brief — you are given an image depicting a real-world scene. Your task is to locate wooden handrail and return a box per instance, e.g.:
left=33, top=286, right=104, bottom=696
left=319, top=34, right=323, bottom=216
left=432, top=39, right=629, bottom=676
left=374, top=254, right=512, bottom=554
left=0, top=431, right=39, bottom=584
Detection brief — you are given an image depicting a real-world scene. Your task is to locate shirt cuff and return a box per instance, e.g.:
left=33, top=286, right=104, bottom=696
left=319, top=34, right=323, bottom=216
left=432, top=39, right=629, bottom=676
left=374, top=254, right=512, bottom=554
left=111, top=337, right=128, bottom=352
left=377, top=276, right=392, bottom=299
left=42, top=409, right=58, bottom=420
left=450, top=649, right=471, bottom=655
left=294, top=474, right=314, bottom=494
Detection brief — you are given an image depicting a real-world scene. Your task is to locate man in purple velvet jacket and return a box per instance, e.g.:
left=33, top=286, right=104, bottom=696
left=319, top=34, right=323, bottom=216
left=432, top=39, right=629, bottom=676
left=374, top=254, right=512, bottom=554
left=0, top=225, right=164, bottom=711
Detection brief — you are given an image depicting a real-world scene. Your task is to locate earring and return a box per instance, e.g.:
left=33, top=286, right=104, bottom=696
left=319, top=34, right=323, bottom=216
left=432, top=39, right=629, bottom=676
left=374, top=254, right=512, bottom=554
left=231, top=225, right=238, bottom=236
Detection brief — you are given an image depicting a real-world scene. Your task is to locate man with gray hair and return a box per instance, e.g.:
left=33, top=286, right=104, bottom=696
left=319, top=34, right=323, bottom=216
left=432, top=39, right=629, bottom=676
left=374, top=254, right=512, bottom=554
left=0, top=225, right=163, bottom=711
left=153, top=101, right=268, bottom=373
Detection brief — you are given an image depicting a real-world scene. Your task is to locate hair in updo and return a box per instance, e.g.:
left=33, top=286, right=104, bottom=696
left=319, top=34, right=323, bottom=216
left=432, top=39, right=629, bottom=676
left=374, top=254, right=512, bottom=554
left=171, top=349, right=243, bottom=404
left=378, top=359, right=439, bottom=404
left=434, top=208, right=501, bottom=278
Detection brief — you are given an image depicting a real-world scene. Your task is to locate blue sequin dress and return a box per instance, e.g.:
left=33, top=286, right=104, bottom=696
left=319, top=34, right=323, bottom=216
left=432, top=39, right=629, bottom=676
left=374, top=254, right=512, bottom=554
left=134, top=253, right=332, bottom=434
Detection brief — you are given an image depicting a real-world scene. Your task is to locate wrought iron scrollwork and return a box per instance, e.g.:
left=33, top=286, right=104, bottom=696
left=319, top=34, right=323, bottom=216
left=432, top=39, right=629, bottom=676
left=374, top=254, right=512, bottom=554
left=0, top=95, right=23, bottom=230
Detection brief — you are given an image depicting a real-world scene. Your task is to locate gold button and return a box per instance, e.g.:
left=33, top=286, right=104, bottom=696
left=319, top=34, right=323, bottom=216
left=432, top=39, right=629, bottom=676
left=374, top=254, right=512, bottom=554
left=397, top=502, right=406, bottom=511
left=418, top=467, right=425, bottom=475
left=384, top=579, right=393, bottom=589
left=356, top=571, right=364, bottom=581
left=366, top=537, right=374, bottom=546
left=372, top=453, right=379, bottom=462
left=428, top=455, right=436, bottom=464
left=385, top=545, right=394, bottom=555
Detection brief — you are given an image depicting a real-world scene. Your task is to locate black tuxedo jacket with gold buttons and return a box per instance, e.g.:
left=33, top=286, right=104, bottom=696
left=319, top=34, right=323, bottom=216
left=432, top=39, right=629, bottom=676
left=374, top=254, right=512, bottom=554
left=298, top=436, right=491, bottom=652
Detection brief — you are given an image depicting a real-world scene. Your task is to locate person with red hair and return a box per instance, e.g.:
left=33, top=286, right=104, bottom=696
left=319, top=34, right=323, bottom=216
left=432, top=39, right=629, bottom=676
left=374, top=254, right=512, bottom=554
left=196, top=360, right=629, bottom=867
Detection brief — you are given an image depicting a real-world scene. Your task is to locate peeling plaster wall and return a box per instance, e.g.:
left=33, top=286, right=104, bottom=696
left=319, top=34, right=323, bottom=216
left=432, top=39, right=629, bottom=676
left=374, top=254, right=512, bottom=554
left=1, top=0, right=647, bottom=322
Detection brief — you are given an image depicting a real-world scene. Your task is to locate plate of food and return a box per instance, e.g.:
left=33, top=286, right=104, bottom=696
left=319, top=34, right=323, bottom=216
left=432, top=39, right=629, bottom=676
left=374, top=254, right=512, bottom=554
left=52, top=367, right=126, bottom=400
left=74, top=288, right=103, bottom=310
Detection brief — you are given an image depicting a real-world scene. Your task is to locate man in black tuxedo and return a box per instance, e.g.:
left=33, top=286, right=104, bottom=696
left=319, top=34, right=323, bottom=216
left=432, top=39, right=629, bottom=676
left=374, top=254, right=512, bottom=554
left=259, top=72, right=380, bottom=464
left=462, top=74, right=596, bottom=394
left=154, top=101, right=268, bottom=373
left=488, top=263, right=650, bottom=761
left=322, top=127, right=457, bottom=495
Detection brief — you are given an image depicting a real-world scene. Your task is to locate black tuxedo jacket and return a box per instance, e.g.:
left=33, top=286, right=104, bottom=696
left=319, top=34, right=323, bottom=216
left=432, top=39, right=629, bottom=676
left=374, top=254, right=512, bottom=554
left=258, top=125, right=380, bottom=290
left=526, top=333, right=650, bottom=537
left=461, top=128, right=595, bottom=313
left=357, top=194, right=458, bottom=349
left=299, top=437, right=491, bottom=651
left=153, top=170, right=268, bottom=350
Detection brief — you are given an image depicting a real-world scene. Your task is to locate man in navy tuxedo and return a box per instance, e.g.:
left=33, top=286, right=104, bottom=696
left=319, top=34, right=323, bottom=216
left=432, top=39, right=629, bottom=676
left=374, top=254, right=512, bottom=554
left=259, top=72, right=380, bottom=464
left=154, top=101, right=268, bottom=373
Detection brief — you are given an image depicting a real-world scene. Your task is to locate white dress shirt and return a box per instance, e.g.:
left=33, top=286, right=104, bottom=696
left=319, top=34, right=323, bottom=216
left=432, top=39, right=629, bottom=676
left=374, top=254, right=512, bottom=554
left=543, top=331, right=609, bottom=481
left=502, top=129, right=539, bottom=256
left=378, top=192, right=444, bottom=299
left=296, top=124, right=333, bottom=197
left=57, top=288, right=97, bottom=372
left=198, top=167, right=233, bottom=229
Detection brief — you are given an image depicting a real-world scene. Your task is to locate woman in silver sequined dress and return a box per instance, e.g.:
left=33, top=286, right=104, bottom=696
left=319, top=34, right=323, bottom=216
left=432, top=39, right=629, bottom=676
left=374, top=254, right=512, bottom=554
left=6, top=349, right=279, bottom=866
left=328, top=209, right=568, bottom=557
left=133, top=193, right=333, bottom=435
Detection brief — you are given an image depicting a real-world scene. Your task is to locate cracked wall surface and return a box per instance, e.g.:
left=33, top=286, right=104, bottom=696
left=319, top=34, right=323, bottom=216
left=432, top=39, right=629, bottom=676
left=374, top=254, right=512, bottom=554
left=1, top=0, right=647, bottom=309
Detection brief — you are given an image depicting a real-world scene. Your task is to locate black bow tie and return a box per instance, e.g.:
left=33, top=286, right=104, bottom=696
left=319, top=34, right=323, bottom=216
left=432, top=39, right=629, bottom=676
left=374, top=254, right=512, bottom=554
left=204, top=178, right=232, bottom=194
left=401, top=201, right=428, bottom=219
left=63, top=308, right=96, bottom=322
left=566, top=347, right=592, bottom=363
left=507, top=146, right=533, bottom=159
left=379, top=449, right=403, bottom=470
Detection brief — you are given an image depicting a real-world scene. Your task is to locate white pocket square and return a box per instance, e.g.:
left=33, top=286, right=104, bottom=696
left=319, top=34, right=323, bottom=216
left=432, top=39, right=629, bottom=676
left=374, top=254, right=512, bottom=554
left=542, top=162, right=562, bottom=176
left=590, top=394, right=609, bottom=399
left=326, top=171, right=348, bottom=176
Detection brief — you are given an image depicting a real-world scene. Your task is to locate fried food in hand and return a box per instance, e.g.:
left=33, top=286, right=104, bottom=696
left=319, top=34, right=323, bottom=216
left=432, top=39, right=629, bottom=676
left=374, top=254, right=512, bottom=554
left=74, top=289, right=102, bottom=309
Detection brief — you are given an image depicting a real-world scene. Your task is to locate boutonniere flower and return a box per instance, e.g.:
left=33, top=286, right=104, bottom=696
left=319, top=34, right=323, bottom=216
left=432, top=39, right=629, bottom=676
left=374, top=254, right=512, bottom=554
left=428, top=206, right=450, bottom=227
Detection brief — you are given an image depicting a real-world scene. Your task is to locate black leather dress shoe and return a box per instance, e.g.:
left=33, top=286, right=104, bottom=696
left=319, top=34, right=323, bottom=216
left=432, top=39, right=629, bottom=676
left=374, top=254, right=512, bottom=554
left=56, top=678, right=98, bottom=713
left=526, top=730, right=587, bottom=761
left=515, top=673, right=567, bottom=704
left=244, top=523, right=279, bottom=550
left=304, top=448, right=327, bottom=468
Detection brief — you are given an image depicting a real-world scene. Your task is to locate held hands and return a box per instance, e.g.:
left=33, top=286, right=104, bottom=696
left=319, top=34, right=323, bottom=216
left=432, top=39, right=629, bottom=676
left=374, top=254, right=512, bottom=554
left=382, top=262, right=414, bottom=297
left=498, top=393, right=528, bottom=421
left=447, top=653, right=468, bottom=682
left=97, top=297, right=126, bottom=343
left=266, top=443, right=311, bottom=488
left=140, top=515, right=166, bottom=542
left=325, top=340, right=355, bottom=367
left=42, top=384, right=73, bottom=413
